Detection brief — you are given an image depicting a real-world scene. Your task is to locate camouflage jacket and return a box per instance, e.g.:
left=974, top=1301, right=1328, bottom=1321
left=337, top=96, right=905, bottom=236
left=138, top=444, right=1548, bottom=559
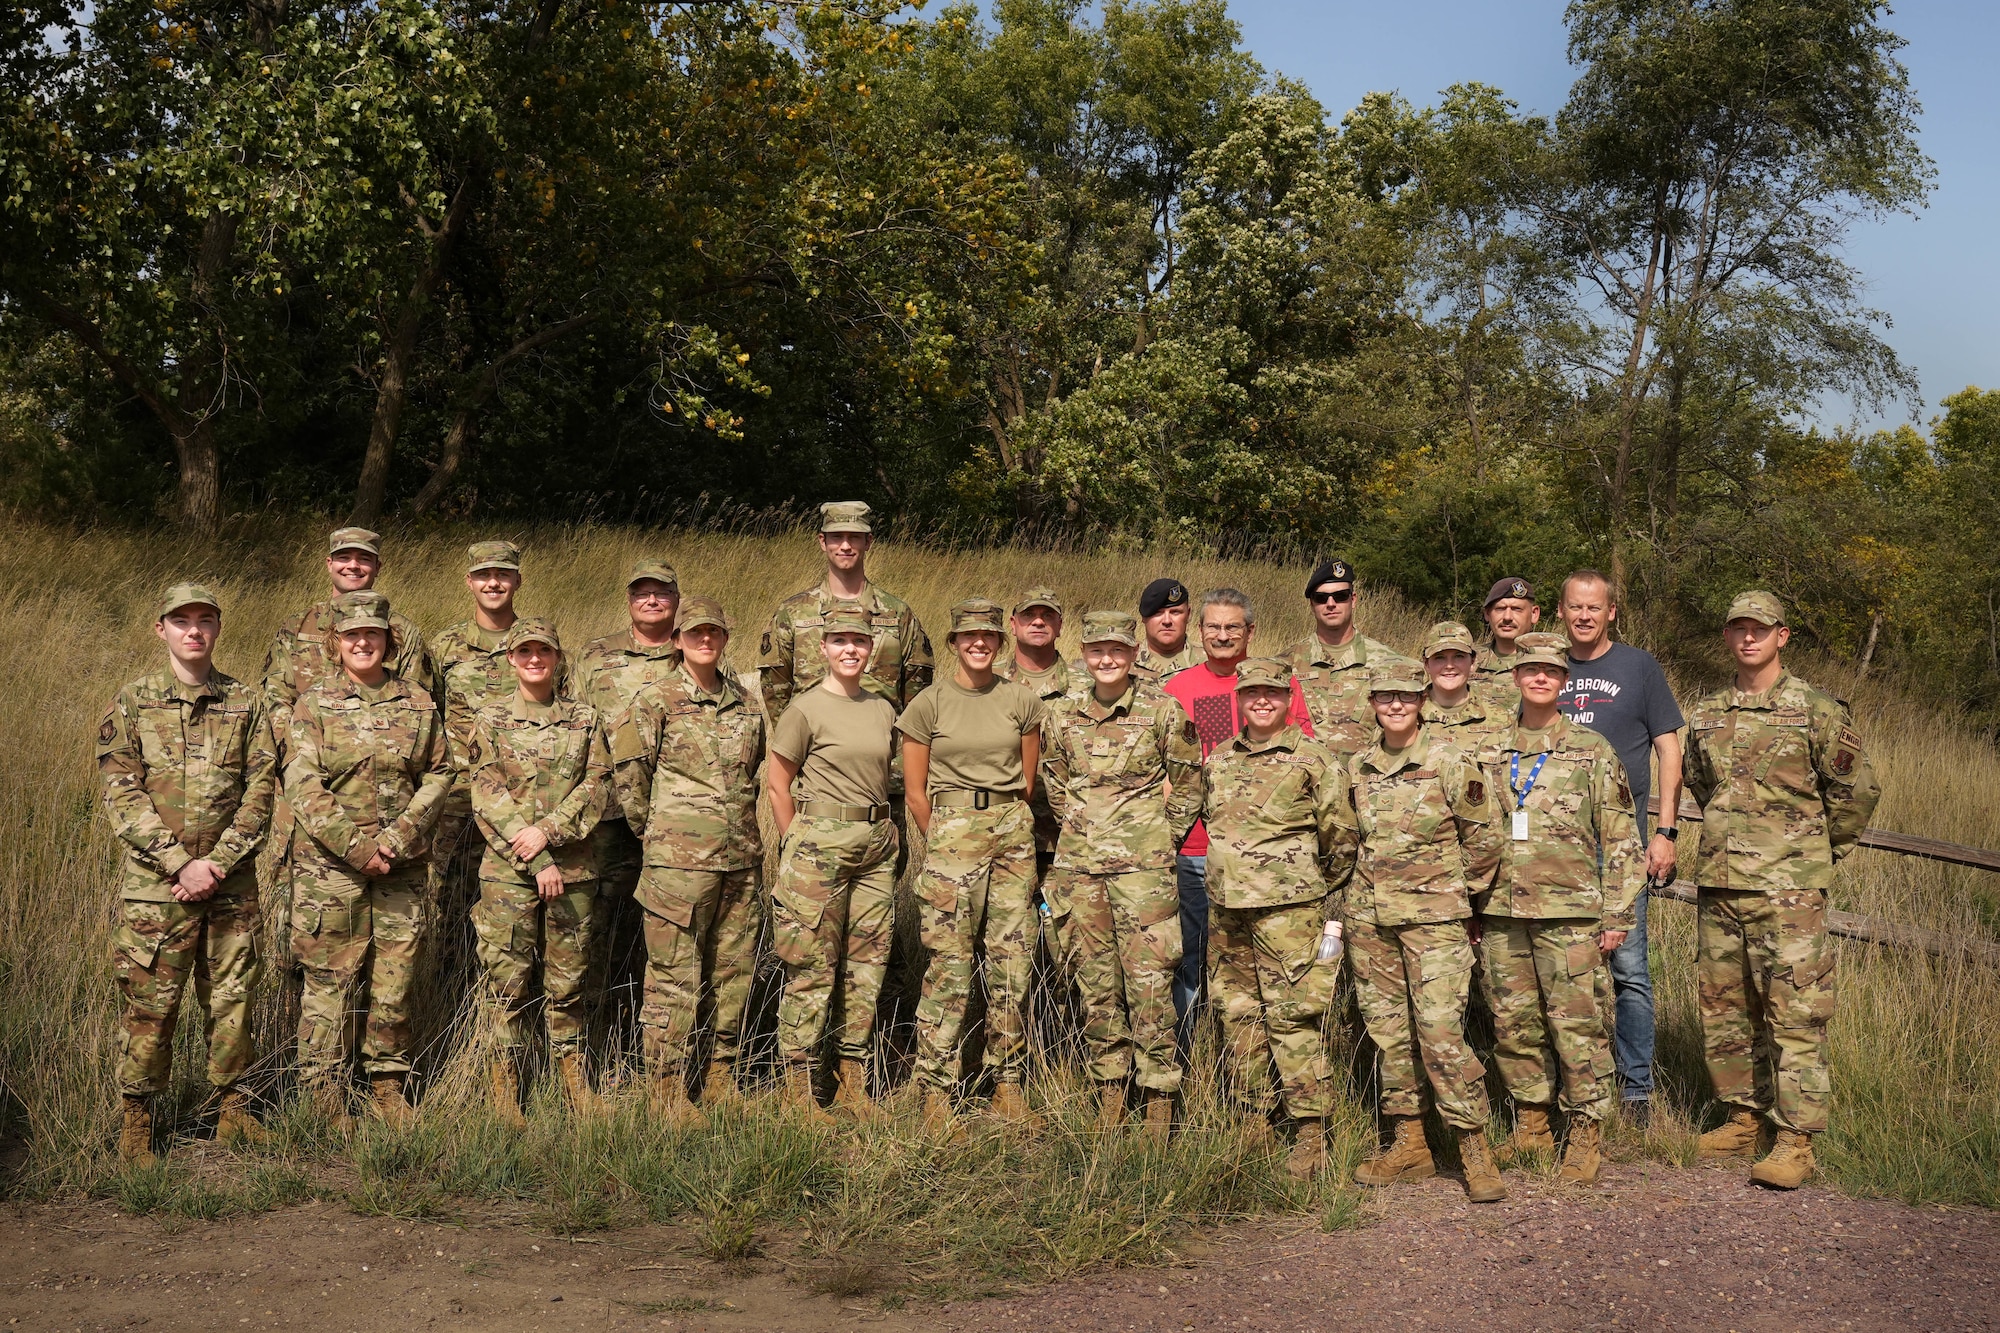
left=573, top=629, right=683, bottom=819
left=96, top=668, right=278, bottom=900
left=261, top=599, right=435, bottom=745
left=468, top=693, right=613, bottom=884
left=1133, top=641, right=1202, bottom=686
left=1346, top=730, right=1501, bottom=927
left=285, top=675, right=450, bottom=871
left=429, top=622, right=516, bottom=777
left=1421, top=692, right=1512, bottom=761
left=1041, top=681, right=1204, bottom=878
left=1201, top=724, right=1358, bottom=910
left=1683, top=672, right=1881, bottom=895
left=1281, top=632, right=1401, bottom=758
left=999, top=650, right=1081, bottom=853
left=1473, top=644, right=1524, bottom=705
left=613, top=664, right=767, bottom=872
left=758, top=579, right=932, bottom=724
left=1477, top=714, right=1644, bottom=928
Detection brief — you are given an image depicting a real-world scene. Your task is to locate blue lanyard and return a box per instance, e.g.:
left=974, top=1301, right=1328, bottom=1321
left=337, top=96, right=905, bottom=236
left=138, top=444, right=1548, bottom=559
left=1510, top=751, right=1549, bottom=805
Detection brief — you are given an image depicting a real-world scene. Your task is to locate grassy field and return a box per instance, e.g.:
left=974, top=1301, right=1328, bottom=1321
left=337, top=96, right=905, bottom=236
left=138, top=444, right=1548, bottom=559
left=0, top=517, right=1994, bottom=1291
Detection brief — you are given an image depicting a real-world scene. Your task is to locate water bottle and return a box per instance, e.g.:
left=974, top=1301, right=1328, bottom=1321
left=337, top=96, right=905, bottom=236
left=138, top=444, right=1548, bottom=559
left=1317, top=919, right=1344, bottom=964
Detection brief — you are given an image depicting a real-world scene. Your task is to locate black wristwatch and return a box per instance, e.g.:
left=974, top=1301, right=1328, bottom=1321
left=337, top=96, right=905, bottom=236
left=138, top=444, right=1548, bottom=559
left=1656, top=825, right=1678, bottom=841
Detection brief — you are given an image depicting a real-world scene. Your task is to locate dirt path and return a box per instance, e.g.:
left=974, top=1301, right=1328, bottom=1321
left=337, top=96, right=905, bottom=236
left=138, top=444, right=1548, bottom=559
left=8, top=1160, right=1998, bottom=1332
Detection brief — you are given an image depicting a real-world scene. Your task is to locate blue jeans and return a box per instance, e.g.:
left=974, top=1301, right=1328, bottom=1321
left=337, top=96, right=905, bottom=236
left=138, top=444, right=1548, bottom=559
left=1609, top=878, right=1655, bottom=1101
left=1172, top=854, right=1208, bottom=1044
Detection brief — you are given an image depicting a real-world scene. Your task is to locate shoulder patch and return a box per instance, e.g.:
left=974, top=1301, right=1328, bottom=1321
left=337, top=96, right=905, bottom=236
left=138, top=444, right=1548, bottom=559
left=1465, top=777, right=1486, bottom=805
left=1181, top=718, right=1198, bottom=745
left=98, top=710, right=118, bottom=745
left=759, top=631, right=772, bottom=656
left=1832, top=747, right=1857, bottom=777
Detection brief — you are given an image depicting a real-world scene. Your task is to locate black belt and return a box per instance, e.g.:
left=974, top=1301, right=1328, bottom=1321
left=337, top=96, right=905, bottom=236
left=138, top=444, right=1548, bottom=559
left=931, top=789, right=1025, bottom=810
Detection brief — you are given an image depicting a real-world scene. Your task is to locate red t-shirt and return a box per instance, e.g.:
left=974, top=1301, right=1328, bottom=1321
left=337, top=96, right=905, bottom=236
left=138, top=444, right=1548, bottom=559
left=1164, top=660, right=1313, bottom=857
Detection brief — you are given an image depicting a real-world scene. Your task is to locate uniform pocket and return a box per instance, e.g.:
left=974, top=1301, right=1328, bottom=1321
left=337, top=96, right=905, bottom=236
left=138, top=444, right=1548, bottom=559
left=1565, top=935, right=1601, bottom=979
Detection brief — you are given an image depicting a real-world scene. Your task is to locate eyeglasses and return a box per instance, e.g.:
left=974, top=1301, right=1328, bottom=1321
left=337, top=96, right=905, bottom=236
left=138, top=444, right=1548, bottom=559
left=629, top=590, right=676, bottom=604
left=1373, top=691, right=1423, bottom=707
left=1309, top=588, right=1354, bottom=605
left=1200, top=622, right=1247, bottom=638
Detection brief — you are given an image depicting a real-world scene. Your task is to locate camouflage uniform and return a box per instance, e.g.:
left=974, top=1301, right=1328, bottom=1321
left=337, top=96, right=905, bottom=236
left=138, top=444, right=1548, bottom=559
left=1476, top=713, right=1644, bottom=1121
left=1133, top=641, right=1202, bottom=686
left=1684, top=667, right=1879, bottom=1134
left=1201, top=689, right=1358, bottom=1119
left=1346, top=729, right=1501, bottom=1131
left=285, top=638, right=451, bottom=1084
left=1041, top=669, right=1205, bottom=1092
left=758, top=581, right=932, bottom=725
left=1281, top=632, right=1402, bottom=759
left=98, top=655, right=278, bottom=1097
left=613, top=656, right=767, bottom=1078
left=998, top=643, right=1077, bottom=862
left=467, top=658, right=614, bottom=1058
left=1420, top=692, right=1511, bottom=761
left=1472, top=644, right=1526, bottom=707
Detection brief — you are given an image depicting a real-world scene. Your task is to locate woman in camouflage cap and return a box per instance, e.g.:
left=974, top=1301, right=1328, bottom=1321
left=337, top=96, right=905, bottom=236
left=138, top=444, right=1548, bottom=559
left=898, top=598, right=1046, bottom=1126
left=284, top=591, right=450, bottom=1126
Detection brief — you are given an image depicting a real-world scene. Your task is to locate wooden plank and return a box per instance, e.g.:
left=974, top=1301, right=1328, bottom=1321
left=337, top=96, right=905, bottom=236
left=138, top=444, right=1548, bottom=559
left=1645, top=798, right=2000, bottom=874
left=1644, top=882, right=2000, bottom=965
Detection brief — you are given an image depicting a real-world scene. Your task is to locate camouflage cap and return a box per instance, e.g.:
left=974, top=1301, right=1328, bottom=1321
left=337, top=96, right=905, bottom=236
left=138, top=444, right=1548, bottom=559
left=329, top=590, right=393, bottom=633
left=820, top=501, right=873, bottom=534
left=327, top=526, right=381, bottom=558
left=1421, top=620, right=1477, bottom=660
left=626, top=559, right=679, bottom=589
left=1369, top=658, right=1430, bottom=695
left=1511, top=631, right=1571, bottom=670
left=467, top=540, right=521, bottom=573
left=822, top=602, right=875, bottom=637
left=502, top=617, right=562, bottom=653
left=1012, top=587, right=1063, bottom=617
left=156, top=582, right=222, bottom=621
left=675, top=596, right=730, bottom=634
left=1233, top=657, right=1294, bottom=692
left=1078, top=609, right=1139, bottom=647
left=1725, top=589, right=1786, bottom=627
left=1484, top=576, right=1534, bottom=607
left=946, top=598, right=1006, bottom=637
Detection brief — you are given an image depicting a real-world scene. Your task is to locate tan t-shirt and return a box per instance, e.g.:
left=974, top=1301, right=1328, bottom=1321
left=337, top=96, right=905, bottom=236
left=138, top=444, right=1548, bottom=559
left=771, top=685, right=897, bottom=808
left=896, top=676, right=1043, bottom=794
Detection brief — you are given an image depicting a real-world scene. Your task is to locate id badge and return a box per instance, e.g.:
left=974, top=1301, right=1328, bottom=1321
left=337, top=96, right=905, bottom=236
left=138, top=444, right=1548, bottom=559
left=1511, top=811, right=1530, bottom=841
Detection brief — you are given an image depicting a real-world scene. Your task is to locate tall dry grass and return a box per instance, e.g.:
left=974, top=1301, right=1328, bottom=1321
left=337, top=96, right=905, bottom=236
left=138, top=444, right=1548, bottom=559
left=0, top=518, right=1993, bottom=1283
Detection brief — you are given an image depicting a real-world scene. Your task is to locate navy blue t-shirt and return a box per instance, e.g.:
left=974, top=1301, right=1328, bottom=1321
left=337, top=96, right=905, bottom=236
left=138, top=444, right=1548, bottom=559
left=1557, top=642, right=1684, bottom=827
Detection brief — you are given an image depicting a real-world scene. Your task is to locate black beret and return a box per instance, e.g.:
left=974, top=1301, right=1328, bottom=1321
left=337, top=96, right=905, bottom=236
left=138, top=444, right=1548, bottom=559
left=1306, top=558, right=1354, bottom=595
left=1138, top=578, right=1188, bottom=619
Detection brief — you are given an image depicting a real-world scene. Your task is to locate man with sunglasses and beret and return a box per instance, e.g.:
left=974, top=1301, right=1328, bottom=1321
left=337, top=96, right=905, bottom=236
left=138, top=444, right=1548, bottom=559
left=1282, top=558, right=1401, bottom=759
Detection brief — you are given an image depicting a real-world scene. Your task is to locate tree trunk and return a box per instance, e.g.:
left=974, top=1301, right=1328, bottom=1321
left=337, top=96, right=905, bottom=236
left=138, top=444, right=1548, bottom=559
left=174, top=416, right=222, bottom=531
left=349, top=179, right=475, bottom=526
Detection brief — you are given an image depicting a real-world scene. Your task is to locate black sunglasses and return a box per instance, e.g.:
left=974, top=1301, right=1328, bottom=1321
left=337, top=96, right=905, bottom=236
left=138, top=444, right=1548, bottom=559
left=1309, top=588, right=1355, bottom=605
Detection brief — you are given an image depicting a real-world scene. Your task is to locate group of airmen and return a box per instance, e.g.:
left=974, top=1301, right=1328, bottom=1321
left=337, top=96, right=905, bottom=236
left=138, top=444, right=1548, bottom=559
left=99, top=500, right=1880, bottom=1199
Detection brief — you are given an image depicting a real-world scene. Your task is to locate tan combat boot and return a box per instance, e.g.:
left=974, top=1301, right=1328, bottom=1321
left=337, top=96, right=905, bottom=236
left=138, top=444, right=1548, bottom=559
left=781, top=1062, right=830, bottom=1121
left=558, top=1052, right=599, bottom=1115
left=1699, top=1107, right=1764, bottom=1159
left=1095, top=1081, right=1127, bottom=1133
left=833, top=1057, right=878, bottom=1122
left=370, top=1073, right=415, bottom=1127
left=991, top=1080, right=1043, bottom=1128
left=1556, top=1117, right=1603, bottom=1185
left=1506, top=1103, right=1556, bottom=1160
left=1459, top=1129, right=1508, bottom=1203
left=1749, top=1128, right=1816, bottom=1190
left=1284, top=1117, right=1328, bottom=1180
left=649, top=1068, right=702, bottom=1127
left=1353, top=1116, right=1436, bottom=1187
left=215, top=1086, right=267, bottom=1146
left=921, top=1085, right=957, bottom=1137
left=489, top=1058, right=528, bottom=1131
left=306, top=1077, right=356, bottom=1136
left=702, top=1058, right=741, bottom=1109
left=1141, top=1089, right=1174, bottom=1144
left=118, top=1094, right=155, bottom=1164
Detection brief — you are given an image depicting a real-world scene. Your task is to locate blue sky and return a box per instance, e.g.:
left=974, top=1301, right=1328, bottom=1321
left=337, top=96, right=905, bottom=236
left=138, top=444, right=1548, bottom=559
left=1223, top=0, right=1998, bottom=432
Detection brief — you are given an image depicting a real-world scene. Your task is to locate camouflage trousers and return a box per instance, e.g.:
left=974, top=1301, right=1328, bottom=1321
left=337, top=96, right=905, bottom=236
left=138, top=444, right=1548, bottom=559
left=1698, top=887, right=1836, bottom=1134
left=472, top=875, right=597, bottom=1056
left=113, top=884, right=261, bottom=1096
left=1347, top=916, right=1488, bottom=1130
left=1209, top=899, right=1340, bottom=1119
left=589, top=817, right=647, bottom=1037
left=638, top=865, right=763, bottom=1074
left=771, top=817, right=898, bottom=1067
left=429, top=798, right=480, bottom=924
left=914, top=801, right=1037, bottom=1091
left=1476, top=915, right=1614, bottom=1120
left=1051, top=868, right=1183, bottom=1092
left=292, top=849, right=428, bottom=1082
